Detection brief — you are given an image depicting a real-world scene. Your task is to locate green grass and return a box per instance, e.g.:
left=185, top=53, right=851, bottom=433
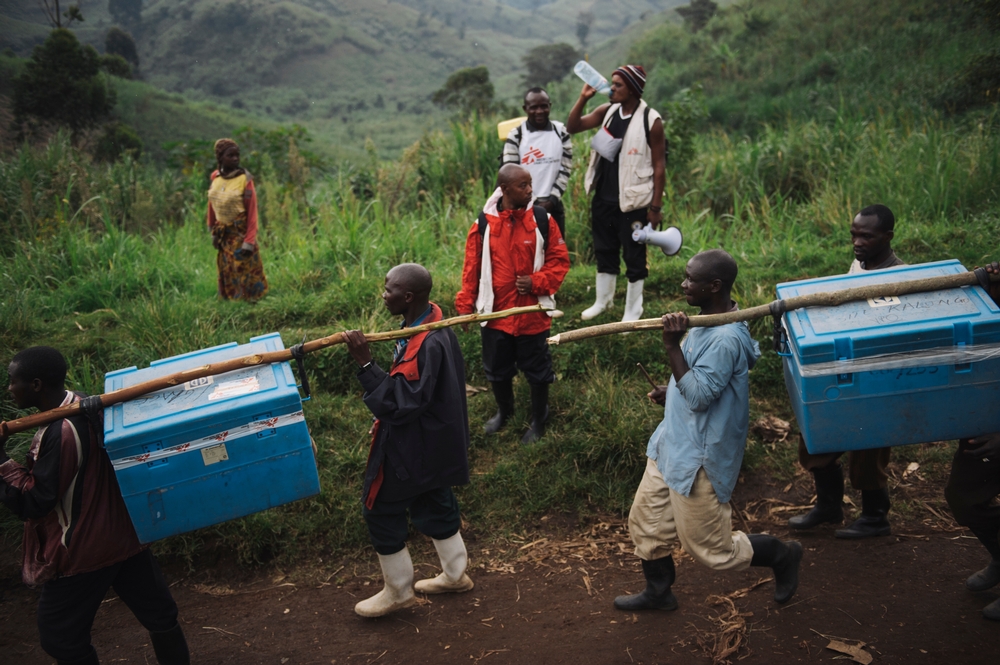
left=2, top=0, right=999, bottom=568
left=631, top=0, right=1000, bottom=131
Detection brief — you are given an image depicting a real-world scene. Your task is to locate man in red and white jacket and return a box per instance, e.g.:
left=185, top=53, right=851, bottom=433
left=456, top=164, right=570, bottom=444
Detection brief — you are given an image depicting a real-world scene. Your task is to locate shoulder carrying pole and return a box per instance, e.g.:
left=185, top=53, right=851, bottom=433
left=1, top=305, right=548, bottom=438
left=548, top=269, right=1000, bottom=346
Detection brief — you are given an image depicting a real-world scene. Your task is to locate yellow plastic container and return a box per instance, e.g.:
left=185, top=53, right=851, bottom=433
left=497, top=117, right=526, bottom=140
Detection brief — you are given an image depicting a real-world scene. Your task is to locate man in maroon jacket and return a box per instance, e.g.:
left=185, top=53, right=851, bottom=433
left=1, top=346, right=189, bottom=665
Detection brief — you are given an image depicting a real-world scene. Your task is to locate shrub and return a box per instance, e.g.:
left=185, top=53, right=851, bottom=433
left=93, top=121, right=143, bottom=162
left=99, top=53, right=132, bottom=79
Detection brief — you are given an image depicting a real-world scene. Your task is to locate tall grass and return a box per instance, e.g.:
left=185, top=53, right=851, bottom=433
left=2, top=90, right=999, bottom=566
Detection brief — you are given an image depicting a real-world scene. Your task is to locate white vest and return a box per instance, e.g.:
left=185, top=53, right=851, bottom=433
left=583, top=100, right=661, bottom=213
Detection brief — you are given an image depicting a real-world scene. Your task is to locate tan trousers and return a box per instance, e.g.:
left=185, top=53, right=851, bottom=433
left=628, top=457, right=754, bottom=570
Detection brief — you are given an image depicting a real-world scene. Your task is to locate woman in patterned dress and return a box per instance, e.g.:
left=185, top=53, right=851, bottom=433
left=207, top=138, right=268, bottom=301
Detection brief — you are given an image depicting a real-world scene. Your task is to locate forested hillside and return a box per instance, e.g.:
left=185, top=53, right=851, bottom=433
left=0, top=0, right=686, bottom=156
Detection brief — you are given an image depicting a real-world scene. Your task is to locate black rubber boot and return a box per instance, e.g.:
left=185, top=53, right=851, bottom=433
left=613, top=556, right=679, bottom=611
left=749, top=534, right=803, bottom=604
left=484, top=379, right=514, bottom=435
left=521, top=383, right=549, bottom=444
left=149, top=622, right=190, bottom=665
left=58, top=647, right=100, bottom=665
left=966, top=558, right=1000, bottom=592
left=788, top=464, right=844, bottom=529
left=835, top=488, right=891, bottom=539
left=984, top=597, right=1000, bottom=621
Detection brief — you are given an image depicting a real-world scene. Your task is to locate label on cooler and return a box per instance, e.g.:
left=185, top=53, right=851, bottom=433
left=806, top=289, right=978, bottom=335
left=201, top=443, right=229, bottom=465
left=123, top=366, right=276, bottom=425
left=111, top=410, right=305, bottom=470
left=208, top=376, right=260, bottom=401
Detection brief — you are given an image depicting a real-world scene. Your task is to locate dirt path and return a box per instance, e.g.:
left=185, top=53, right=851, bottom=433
left=3, top=513, right=1000, bottom=665
left=4, top=453, right=1000, bottom=665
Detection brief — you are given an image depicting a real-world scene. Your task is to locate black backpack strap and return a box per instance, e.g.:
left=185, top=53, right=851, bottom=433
left=533, top=205, right=550, bottom=250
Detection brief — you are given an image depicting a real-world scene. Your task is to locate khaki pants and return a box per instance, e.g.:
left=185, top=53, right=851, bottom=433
left=628, top=457, right=754, bottom=570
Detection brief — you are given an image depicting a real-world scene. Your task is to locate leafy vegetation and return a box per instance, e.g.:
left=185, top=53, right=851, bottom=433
left=12, top=28, right=116, bottom=136
left=631, top=0, right=1000, bottom=130
left=521, top=43, right=580, bottom=88
left=1, top=0, right=999, bottom=569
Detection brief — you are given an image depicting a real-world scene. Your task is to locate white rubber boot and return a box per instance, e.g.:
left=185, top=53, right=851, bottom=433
left=581, top=273, right=617, bottom=321
left=621, top=279, right=644, bottom=322
left=354, top=547, right=417, bottom=617
left=415, top=532, right=475, bottom=594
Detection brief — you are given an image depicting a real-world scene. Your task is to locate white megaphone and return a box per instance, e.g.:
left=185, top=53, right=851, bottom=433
left=632, top=224, right=683, bottom=256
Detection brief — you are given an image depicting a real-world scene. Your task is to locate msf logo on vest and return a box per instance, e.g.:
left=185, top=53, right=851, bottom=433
left=521, top=146, right=545, bottom=165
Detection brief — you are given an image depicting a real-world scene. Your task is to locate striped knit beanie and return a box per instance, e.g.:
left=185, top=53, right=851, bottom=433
left=613, top=64, right=646, bottom=98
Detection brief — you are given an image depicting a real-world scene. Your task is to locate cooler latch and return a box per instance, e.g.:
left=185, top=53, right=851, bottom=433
left=290, top=335, right=312, bottom=402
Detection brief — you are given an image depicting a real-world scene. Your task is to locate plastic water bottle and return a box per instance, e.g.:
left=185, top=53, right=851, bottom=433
left=574, top=61, right=611, bottom=95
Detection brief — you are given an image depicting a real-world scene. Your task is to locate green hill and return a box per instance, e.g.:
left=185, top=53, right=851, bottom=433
left=629, top=0, right=1000, bottom=129
left=0, top=0, right=690, bottom=158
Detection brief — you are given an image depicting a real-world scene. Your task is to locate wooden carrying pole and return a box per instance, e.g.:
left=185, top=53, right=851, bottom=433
left=1, top=304, right=548, bottom=437
left=549, top=270, right=1000, bottom=346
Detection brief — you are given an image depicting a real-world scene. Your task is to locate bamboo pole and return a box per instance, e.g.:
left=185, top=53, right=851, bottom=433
left=549, top=270, right=1000, bottom=346
left=1, top=305, right=548, bottom=437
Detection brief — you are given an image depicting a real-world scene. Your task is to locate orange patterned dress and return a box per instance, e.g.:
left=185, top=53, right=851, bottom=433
left=207, top=170, right=268, bottom=301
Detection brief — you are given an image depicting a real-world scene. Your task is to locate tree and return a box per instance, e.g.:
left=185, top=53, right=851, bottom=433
left=431, top=66, right=496, bottom=117
left=12, top=28, right=116, bottom=136
left=108, top=0, right=142, bottom=29
left=39, top=0, right=85, bottom=28
left=105, top=26, right=139, bottom=67
left=676, top=0, right=718, bottom=33
left=576, top=11, right=594, bottom=50
left=522, top=43, right=579, bottom=88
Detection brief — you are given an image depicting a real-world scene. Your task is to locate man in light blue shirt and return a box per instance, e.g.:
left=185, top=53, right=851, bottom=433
left=615, top=249, right=804, bottom=612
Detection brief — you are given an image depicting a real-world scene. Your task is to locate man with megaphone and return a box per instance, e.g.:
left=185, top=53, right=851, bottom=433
left=567, top=64, right=667, bottom=322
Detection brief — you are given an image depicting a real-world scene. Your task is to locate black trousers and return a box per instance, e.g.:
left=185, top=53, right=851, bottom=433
left=362, top=486, right=462, bottom=556
left=797, top=434, right=892, bottom=490
left=481, top=327, right=554, bottom=385
left=538, top=195, right=566, bottom=238
left=945, top=439, right=1000, bottom=561
left=37, top=548, right=179, bottom=662
left=590, top=196, right=649, bottom=282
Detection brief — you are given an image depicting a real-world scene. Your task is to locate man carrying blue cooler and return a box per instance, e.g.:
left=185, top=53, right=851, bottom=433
left=343, top=263, right=474, bottom=618
left=615, top=250, right=803, bottom=612
left=789, top=204, right=904, bottom=539
left=946, top=260, right=1000, bottom=621
left=1, top=346, right=190, bottom=665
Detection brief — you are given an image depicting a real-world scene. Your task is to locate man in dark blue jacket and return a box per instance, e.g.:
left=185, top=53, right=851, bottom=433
left=343, top=263, right=473, bottom=618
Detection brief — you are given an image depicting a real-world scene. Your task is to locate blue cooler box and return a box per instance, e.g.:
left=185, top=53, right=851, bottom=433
left=103, top=332, right=320, bottom=543
left=776, top=260, right=1000, bottom=454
